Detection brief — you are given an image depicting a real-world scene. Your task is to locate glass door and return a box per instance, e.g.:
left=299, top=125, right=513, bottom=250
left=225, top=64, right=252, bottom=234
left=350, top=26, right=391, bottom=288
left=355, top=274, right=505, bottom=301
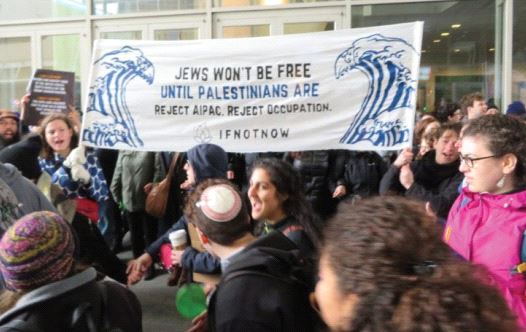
left=38, top=28, right=88, bottom=110
left=214, top=7, right=344, bottom=38
left=0, top=35, right=32, bottom=112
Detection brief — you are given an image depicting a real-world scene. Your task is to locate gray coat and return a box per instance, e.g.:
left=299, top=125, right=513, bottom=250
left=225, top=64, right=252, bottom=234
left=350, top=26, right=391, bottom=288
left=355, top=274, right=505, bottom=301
left=0, top=162, right=56, bottom=217
left=110, top=151, right=155, bottom=212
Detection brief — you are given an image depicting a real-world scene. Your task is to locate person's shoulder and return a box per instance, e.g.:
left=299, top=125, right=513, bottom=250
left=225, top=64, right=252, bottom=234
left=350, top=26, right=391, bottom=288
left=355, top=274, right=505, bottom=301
left=99, top=280, right=142, bottom=325
left=100, top=279, right=139, bottom=302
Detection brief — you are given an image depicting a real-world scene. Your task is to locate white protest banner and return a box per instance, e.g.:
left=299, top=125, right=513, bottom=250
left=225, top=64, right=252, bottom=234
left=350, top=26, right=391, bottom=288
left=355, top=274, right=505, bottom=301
left=82, top=21, right=422, bottom=152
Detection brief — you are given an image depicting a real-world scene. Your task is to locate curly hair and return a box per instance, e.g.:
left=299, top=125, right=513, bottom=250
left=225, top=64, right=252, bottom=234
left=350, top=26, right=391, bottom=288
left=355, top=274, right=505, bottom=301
left=39, top=113, right=79, bottom=160
left=322, top=196, right=518, bottom=332
left=435, top=121, right=462, bottom=139
left=184, top=178, right=251, bottom=246
left=463, top=114, right=526, bottom=187
left=251, top=158, right=321, bottom=247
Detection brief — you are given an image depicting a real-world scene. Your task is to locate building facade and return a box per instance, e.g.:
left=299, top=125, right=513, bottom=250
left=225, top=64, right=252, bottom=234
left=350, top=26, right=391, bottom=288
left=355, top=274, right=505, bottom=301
left=0, top=0, right=524, bottom=113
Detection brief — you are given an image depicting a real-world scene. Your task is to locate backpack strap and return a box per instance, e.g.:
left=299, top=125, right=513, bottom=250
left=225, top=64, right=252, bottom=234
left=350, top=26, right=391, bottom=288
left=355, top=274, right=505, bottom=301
left=511, top=231, right=526, bottom=275
left=70, top=302, right=97, bottom=332
left=97, top=282, right=123, bottom=332
left=97, top=283, right=111, bottom=331
left=0, top=319, right=45, bottom=332
left=281, top=225, right=303, bottom=237
left=69, top=282, right=120, bottom=332
left=222, top=270, right=300, bottom=286
left=222, top=251, right=311, bottom=289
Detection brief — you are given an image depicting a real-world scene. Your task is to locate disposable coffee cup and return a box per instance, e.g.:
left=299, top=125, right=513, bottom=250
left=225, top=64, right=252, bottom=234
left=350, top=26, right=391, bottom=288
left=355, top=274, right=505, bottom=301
left=169, top=229, right=187, bottom=250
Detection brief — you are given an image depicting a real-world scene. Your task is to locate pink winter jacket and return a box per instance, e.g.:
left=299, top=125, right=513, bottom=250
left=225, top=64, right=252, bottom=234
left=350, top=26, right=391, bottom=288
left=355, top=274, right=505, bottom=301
left=444, top=188, right=526, bottom=330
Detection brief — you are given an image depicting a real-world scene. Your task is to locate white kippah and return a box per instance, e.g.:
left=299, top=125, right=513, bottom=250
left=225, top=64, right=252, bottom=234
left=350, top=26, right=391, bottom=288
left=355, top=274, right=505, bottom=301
left=196, top=184, right=241, bottom=222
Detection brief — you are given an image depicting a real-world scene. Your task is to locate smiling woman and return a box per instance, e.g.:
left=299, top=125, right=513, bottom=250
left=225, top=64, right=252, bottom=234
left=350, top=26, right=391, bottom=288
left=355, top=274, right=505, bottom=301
left=379, top=121, right=463, bottom=219
left=445, top=114, right=526, bottom=330
left=248, top=158, right=321, bottom=264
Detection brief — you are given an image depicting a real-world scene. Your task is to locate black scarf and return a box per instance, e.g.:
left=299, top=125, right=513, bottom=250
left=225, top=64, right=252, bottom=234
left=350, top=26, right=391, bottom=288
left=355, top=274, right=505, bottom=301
left=412, top=150, right=460, bottom=189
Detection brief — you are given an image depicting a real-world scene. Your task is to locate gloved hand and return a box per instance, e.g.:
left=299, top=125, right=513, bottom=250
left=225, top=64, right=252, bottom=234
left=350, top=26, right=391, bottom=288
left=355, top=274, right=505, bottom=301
left=63, top=145, right=90, bottom=184
left=70, top=165, right=91, bottom=184
left=63, top=145, right=87, bottom=167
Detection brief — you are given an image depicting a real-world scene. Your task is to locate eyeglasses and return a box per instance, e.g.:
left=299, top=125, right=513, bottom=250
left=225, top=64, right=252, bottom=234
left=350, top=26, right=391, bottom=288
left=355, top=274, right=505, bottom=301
left=459, top=153, right=498, bottom=168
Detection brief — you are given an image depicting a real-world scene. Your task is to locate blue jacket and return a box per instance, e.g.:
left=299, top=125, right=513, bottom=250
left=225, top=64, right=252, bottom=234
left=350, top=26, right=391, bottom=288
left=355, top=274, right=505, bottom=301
left=145, top=143, right=228, bottom=274
left=146, top=216, right=220, bottom=274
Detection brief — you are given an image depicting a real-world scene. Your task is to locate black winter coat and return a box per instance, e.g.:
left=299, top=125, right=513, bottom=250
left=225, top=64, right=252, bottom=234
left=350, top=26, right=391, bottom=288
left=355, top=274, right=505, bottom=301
left=379, top=150, right=463, bottom=219
left=209, top=232, right=319, bottom=332
left=0, top=268, right=142, bottom=332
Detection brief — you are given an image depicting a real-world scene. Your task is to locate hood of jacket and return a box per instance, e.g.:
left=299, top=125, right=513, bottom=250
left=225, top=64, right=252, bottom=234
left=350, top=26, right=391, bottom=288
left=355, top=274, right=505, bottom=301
left=0, top=162, right=22, bottom=188
left=224, top=231, right=305, bottom=281
left=460, top=186, right=526, bottom=210
left=0, top=268, right=97, bottom=324
left=187, top=143, right=228, bottom=184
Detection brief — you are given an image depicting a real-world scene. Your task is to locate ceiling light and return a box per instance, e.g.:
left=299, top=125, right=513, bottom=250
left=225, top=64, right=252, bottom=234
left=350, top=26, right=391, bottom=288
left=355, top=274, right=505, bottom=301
left=433, top=39, right=441, bottom=43
left=441, top=32, right=450, bottom=37
left=451, top=24, right=461, bottom=29
left=454, top=49, right=460, bottom=53
left=489, top=48, right=495, bottom=52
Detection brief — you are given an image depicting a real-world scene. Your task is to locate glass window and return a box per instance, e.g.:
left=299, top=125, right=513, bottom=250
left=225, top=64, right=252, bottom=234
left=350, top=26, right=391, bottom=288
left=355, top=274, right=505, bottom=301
left=513, top=2, right=526, bottom=103
left=284, top=22, right=334, bottom=34
left=214, top=0, right=331, bottom=8
left=154, top=28, right=199, bottom=40
left=100, top=31, right=143, bottom=40
left=352, top=1, right=496, bottom=113
left=0, top=37, right=31, bottom=112
left=0, top=0, right=87, bottom=20
left=222, top=25, right=270, bottom=38
left=41, top=34, right=82, bottom=108
left=93, top=0, right=205, bottom=14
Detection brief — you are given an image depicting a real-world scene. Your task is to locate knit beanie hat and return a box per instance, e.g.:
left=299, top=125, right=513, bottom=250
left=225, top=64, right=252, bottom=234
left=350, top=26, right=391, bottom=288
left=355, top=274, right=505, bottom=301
left=196, top=184, right=242, bottom=223
left=0, top=211, right=75, bottom=291
left=506, top=101, right=526, bottom=116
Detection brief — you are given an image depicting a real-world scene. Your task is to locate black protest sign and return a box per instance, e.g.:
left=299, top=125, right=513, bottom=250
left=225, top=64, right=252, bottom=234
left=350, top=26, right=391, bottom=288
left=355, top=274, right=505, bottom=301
left=24, top=69, right=75, bottom=126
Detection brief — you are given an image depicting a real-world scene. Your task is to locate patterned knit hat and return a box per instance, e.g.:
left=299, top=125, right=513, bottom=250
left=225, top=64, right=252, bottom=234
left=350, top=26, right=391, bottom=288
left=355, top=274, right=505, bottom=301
left=195, top=184, right=242, bottom=222
left=0, top=211, right=75, bottom=291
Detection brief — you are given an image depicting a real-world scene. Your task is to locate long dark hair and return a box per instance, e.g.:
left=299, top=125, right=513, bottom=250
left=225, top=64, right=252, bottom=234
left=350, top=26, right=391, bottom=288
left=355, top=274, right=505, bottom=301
left=251, top=158, right=321, bottom=247
left=39, top=113, right=79, bottom=159
left=322, top=196, right=517, bottom=331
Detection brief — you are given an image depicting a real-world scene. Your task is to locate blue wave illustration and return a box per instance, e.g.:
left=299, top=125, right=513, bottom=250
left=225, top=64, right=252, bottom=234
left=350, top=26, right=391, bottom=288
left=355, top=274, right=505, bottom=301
left=83, top=46, right=154, bottom=147
left=335, top=34, right=418, bottom=147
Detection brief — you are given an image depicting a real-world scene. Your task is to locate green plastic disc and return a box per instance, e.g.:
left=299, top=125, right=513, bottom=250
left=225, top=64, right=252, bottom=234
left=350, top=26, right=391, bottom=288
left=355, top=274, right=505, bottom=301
left=175, top=283, right=207, bottom=319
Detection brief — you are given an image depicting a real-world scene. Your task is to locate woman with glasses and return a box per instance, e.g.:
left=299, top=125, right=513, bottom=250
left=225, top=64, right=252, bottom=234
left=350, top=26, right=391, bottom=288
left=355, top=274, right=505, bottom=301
left=444, top=114, right=526, bottom=330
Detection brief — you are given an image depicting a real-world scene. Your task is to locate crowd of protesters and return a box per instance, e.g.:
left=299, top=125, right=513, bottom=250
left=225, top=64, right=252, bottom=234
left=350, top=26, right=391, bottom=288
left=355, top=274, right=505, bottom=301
left=0, top=91, right=524, bottom=331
